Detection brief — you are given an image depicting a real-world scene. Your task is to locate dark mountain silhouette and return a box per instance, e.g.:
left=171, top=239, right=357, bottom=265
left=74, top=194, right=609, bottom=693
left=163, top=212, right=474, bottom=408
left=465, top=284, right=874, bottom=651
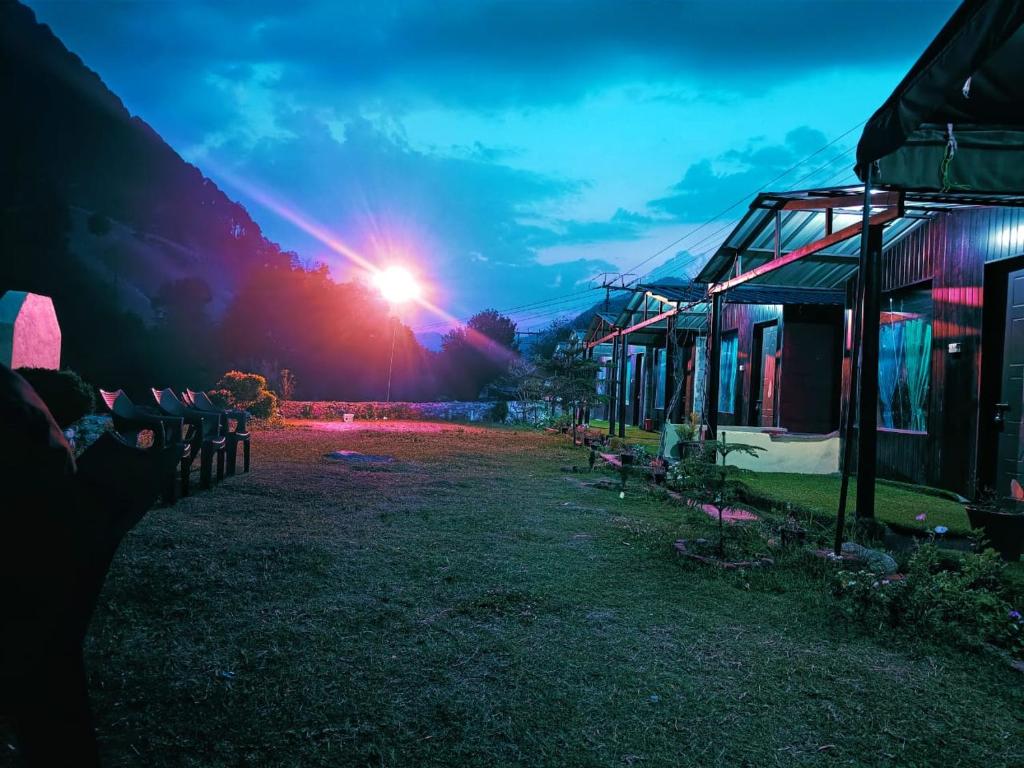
left=0, top=0, right=480, bottom=401
left=0, top=0, right=290, bottom=316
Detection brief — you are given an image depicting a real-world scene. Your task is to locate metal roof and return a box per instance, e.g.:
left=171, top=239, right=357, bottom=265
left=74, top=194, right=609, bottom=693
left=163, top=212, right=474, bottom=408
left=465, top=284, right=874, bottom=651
left=583, top=275, right=846, bottom=348
left=695, top=185, right=1024, bottom=289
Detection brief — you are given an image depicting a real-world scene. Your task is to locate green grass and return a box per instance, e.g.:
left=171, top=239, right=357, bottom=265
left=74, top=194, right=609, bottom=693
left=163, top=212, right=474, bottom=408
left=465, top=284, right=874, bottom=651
left=13, top=423, right=1020, bottom=767
left=737, top=471, right=972, bottom=536
left=588, top=419, right=661, bottom=449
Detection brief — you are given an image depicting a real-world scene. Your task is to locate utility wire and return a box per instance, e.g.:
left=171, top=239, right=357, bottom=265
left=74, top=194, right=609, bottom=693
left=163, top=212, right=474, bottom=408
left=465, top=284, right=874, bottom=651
left=622, top=120, right=866, bottom=278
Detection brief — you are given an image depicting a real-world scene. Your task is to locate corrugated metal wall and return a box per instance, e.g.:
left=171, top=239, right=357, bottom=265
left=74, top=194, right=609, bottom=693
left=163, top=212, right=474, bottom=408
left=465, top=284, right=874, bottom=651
left=879, top=206, right=1024, bottom=494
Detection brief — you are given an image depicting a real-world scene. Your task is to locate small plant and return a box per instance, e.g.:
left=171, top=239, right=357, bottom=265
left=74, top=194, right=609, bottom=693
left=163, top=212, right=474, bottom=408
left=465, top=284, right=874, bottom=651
left=668, top=438, right=764, bottom=557
left=631, top=444, right=653, bottom=466
left=833, top=543, right=1023, bottom=657
left=278, top=368, right=296, bottom=402
left=16, top=367, right=96, bottom=428
left=674, top=411, right=702, bottom=442
left=299, top=403, right=314, bottom=419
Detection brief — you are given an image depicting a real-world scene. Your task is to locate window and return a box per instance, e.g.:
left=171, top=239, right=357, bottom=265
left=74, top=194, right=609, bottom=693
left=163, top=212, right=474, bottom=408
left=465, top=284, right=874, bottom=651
left=718, top=332, right=738, bottom=414
left=655, top=349, right=666, bottom=409
left=878, top=286, right=932, bottom=432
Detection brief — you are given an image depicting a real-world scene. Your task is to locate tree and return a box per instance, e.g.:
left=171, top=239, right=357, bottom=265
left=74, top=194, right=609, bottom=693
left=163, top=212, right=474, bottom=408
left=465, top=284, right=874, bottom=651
left=438, top=309, right=518, bottom=400
left=528, top=319, right=573, bottom=362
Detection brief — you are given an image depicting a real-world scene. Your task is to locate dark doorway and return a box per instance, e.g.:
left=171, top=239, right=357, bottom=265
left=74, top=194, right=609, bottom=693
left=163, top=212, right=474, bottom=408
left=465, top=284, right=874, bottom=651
left=995, top=266, right=1024, bottom=495
left=750, top=322, right=778, bottom=427
left=632, top=353, right=644, bottom=426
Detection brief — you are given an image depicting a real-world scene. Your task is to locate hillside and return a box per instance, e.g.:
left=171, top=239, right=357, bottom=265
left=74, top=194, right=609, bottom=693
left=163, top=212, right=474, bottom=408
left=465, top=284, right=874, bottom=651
left=0, top=0, right=294, bottom=321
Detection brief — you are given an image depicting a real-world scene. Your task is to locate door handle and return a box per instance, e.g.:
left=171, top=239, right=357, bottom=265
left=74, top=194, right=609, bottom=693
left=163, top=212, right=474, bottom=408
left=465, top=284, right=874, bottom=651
left=995, top=402, right=1011, bottom=425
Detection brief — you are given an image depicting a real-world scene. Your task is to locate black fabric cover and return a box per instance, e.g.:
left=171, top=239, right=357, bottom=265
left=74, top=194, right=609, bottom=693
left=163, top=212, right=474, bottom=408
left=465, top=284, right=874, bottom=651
left=855, top=0, right=1024, bottom=192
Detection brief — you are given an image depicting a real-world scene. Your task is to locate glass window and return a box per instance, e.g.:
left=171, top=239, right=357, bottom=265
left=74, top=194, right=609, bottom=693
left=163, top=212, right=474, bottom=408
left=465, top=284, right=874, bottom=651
left=655, top=349, right=666, bottom=409
left=878, top=286, right=932, bottom=432
left=718, top=332, right=738, bottom=414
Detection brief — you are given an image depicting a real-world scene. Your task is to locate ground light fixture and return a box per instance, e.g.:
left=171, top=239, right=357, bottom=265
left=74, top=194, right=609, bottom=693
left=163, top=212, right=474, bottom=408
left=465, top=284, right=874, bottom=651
left=373, top=266, right=422, bottom=402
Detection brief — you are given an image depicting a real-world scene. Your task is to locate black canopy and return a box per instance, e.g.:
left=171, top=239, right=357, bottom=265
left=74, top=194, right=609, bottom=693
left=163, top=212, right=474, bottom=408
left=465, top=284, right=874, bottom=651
left=855, top=0, right=1024, bottom=193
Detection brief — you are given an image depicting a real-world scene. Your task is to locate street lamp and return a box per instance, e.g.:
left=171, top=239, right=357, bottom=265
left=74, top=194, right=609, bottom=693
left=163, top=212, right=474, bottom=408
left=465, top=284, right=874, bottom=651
left=373, top=266, right=421, bottom=402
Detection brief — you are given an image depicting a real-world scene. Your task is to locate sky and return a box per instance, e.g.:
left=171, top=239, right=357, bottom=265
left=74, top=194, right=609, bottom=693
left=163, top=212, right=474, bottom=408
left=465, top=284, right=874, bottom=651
left=26, top=0, right=958, bottom=335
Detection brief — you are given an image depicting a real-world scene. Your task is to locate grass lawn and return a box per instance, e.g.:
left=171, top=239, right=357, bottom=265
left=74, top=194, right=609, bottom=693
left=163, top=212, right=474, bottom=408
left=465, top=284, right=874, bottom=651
left=737, top=471, right=972, bottom=536
left=21, top=422, right=1022, bottom=766
left=588, top=418, right=661, bottom=449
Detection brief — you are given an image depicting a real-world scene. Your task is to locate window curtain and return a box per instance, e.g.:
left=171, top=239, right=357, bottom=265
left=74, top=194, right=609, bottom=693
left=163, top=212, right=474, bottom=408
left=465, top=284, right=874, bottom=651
left=878, top=324, right=900, bottom=428
left=718, top=334, right=738, bottom=414
left=877, top=286, right=931, bottom=432
left=903, top=320, right=931, bottom=432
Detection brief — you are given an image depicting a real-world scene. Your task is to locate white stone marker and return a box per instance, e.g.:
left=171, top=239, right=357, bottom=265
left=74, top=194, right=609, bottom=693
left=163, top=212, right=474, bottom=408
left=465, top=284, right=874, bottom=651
left=0, top=291, right=61, bottom=370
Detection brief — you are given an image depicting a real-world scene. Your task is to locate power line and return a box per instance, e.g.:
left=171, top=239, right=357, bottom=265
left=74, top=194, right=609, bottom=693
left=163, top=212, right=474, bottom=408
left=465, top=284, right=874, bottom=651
left=414, top=121, right=865, bottom=334
left=642, top=145, right=860, bottom=281
left=620, top=120, right=866, bottom=279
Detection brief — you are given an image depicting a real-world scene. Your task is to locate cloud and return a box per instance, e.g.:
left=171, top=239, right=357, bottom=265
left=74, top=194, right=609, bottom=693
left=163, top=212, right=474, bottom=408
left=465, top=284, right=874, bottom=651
left=205, top=112, right=616, bottom=320
left=648, top=126, right=855, bottom=222
left=27, top=0, right=958, bottom=119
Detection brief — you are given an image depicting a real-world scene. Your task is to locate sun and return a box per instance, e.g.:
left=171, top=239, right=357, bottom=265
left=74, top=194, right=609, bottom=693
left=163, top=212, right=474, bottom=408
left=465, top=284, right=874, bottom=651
left=373, top=266, right=422, bottom=304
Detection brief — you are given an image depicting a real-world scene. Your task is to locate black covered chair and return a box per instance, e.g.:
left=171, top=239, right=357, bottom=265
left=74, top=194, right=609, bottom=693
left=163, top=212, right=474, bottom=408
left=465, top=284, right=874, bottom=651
left=99, top=388, right=190, bottom=503
left=2, top=365, right=175, bottom=766
left=184, top=389, right=251, bottom=475
left=151, top=388, right=226, bottom=489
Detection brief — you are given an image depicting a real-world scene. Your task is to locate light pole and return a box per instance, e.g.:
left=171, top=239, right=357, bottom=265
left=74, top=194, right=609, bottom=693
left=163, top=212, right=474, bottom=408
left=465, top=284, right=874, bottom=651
left=373, top=266, right=421, bottom=403
left=386, top=315, right=398, bottom=402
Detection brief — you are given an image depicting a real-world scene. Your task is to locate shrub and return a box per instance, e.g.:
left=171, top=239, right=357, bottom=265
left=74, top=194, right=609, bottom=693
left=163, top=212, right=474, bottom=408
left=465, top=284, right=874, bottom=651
left=833, top=543, right=1023, bottom=657
left=248, top=390, right=278, bottom=419
left=16, top=367, right=95, bottom=428
left=490, top=401, right=509, bottom=422
left=215, top=371, right=266, bottom=403
left=209, top=371, right=278, bottom=421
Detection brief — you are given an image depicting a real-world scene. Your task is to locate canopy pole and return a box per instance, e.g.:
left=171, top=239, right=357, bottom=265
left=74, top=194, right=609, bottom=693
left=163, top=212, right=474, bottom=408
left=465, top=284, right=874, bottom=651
left=835, top=210, right=866, bottom=555
left=617, top=331, right=628, bottom=438
left=663, top=315, right=676, bottom=426
left=608, top=333, right=619, bottom=436
left=583, top=346, right=593, bottom=425
left=706, top=293, right=723, bottom=440
left=855, top=171, right=882, bottom=523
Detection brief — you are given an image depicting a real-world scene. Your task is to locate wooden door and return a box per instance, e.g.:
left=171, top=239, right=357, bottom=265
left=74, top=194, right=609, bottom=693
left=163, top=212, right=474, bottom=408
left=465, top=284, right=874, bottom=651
left=996, top=268, right=1024, bottom=494
left=759, top=324, right=778, bottom=427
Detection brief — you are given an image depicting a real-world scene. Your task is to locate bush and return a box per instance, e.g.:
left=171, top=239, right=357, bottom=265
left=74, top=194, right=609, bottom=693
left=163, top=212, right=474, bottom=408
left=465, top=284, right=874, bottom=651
left=833, top=543, right=1023, bottom=657
left=16, top=367, right=95, bottom=428
left=209, top=371, right=278, bottom=421
left=248, top=390, right=278, bottom=419
left=490, top=401, right=509, bottom=422
left=215, top=371, right=266, bottom=403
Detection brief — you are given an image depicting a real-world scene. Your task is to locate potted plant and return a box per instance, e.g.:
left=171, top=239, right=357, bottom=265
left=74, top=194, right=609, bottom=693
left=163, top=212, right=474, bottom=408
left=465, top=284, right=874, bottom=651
left=966, top=486, right=1024, bottom=561
left=672, top=411, right=703, bottom=461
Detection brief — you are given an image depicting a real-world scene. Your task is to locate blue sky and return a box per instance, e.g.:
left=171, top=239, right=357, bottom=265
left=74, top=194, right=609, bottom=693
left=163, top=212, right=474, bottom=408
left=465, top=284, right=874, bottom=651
left=27, top=0, right=957, bottom=332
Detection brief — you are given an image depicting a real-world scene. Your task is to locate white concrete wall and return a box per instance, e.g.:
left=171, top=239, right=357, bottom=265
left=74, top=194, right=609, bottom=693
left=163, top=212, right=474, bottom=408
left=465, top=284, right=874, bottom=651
left=661, top=423, right=840, bottom=475
left=718, top=426, right=839, bottom=474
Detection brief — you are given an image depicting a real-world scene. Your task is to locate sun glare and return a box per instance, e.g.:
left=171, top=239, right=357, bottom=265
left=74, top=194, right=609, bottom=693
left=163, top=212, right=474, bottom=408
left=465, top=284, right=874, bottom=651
left=373, top=266, right=422, bottom=304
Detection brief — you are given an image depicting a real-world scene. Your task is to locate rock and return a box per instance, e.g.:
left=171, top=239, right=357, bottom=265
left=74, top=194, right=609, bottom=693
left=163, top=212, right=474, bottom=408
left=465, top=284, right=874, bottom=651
left=323, top=450, right=394, bottom=463
left=841, top=541, right=899, bottom=574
